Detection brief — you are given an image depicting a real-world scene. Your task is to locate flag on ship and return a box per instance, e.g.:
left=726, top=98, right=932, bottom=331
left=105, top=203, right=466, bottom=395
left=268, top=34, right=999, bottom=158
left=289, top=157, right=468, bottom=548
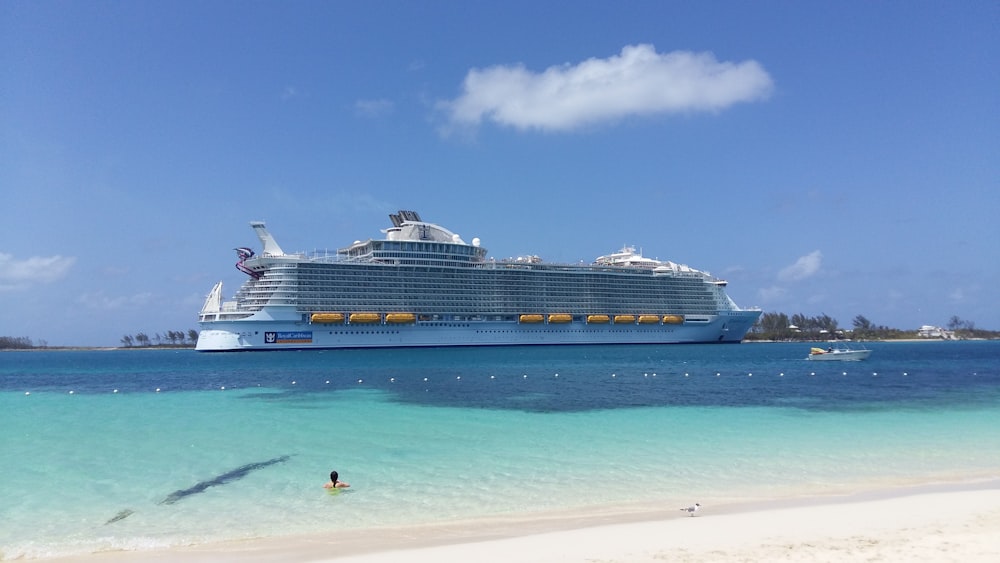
left=235, top=247, right=255, bottom=261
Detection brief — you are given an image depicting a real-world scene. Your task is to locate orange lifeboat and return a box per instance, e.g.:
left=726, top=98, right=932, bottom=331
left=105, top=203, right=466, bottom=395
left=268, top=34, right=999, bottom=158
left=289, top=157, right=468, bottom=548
left=349, top=313, right=381, bottom=324
left=311, top=313, right=344, bottom=324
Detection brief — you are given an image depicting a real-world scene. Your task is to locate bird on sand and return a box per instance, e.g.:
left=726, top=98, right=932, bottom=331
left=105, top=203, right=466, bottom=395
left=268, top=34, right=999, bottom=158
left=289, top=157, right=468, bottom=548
left=680, top=503, right=700, bottom=516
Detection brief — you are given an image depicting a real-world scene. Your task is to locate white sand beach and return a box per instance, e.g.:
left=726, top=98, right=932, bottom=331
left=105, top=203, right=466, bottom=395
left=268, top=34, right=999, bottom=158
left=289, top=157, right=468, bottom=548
left=50, top=482, right=1000, bottom=563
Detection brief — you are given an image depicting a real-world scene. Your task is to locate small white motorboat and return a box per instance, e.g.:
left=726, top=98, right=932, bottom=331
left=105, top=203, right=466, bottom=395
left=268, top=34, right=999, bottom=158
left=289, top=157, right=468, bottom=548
left=806, top=345, right=872, bottom=361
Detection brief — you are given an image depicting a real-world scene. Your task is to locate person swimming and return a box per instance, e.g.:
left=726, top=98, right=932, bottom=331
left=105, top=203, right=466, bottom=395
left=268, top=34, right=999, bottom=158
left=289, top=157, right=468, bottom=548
left=323, top=470, right=350, bottom=489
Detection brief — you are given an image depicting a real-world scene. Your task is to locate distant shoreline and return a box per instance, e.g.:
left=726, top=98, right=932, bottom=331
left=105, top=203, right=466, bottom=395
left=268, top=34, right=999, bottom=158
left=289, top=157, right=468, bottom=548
left=5, top=338, right=995, bottom=352
left=0, top=345, right=195, bottom=352
left=744, top=338, right=976, bottom=343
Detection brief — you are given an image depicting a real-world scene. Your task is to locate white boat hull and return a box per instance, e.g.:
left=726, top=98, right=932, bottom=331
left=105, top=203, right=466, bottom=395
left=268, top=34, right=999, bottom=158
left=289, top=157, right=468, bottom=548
left=806, top=349, right=872, bottom=361
left=196, top=310, right=759, bottom=351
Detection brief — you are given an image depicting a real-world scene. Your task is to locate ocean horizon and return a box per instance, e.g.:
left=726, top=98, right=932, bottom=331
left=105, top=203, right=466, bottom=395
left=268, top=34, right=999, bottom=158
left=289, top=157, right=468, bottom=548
left=2, top=340, right=998, bottom=560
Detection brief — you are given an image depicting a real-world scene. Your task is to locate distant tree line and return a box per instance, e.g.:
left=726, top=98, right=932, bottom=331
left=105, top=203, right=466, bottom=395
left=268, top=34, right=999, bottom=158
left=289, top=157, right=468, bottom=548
left=120, top=330, right=199, bottom=348
left=747, top=312, right=999, bottom=341
left=0, top=336, right=39, bottom=349
left=0, top=331, right=199, bottom=349
left=944, top=315, right=998, bottom=339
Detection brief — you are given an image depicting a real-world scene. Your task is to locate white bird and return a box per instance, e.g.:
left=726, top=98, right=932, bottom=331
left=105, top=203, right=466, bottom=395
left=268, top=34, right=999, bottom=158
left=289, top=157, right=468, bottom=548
left=680, top=503, right=700, bottom=517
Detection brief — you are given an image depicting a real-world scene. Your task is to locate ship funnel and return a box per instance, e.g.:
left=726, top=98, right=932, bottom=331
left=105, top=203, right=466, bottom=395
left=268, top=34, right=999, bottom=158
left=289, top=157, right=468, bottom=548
left=250, top=222, right=285, bottom=256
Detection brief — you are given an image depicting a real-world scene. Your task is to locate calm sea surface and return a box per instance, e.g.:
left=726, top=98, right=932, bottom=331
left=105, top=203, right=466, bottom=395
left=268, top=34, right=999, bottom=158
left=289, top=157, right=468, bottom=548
left=2, top=341, right=998, bottom=559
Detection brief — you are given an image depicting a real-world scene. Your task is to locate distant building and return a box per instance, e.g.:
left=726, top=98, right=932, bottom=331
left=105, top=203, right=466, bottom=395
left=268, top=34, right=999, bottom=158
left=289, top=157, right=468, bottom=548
left=918, top=325, right=955, bottom=339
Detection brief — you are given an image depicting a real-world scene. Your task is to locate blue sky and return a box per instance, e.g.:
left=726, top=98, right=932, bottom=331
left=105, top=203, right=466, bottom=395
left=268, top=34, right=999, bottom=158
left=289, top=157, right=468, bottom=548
left=2, top=1, right=998, bottom=346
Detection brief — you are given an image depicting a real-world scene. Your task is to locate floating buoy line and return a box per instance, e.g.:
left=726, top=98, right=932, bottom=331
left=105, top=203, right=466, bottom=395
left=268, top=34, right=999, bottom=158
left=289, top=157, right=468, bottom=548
left=16, top=369, right=938, bottom=396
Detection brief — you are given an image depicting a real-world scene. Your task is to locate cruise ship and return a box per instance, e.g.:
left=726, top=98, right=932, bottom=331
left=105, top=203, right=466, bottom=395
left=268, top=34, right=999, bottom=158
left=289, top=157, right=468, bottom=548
left=196, top=211, right=761, bottom=351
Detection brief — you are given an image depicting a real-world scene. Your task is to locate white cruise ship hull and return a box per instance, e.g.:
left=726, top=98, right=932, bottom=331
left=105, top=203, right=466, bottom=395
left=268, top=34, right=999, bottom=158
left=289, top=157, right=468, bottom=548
left=196, top=309, right=759, bottom=351
left=197, top=212, right=762, bottom=352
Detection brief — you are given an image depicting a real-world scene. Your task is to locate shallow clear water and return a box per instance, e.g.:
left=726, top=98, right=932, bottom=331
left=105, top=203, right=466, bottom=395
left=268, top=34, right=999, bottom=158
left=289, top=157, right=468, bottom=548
left=1, top=341, right=998, bottom=559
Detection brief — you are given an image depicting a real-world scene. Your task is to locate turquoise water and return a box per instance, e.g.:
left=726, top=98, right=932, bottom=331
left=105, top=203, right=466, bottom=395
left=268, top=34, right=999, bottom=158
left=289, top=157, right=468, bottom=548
left=1, top=341, right=998, bottom=559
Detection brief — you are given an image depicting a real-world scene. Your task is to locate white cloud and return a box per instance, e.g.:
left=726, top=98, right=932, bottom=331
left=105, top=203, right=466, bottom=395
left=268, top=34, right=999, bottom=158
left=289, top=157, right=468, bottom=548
left=438, top=44, right=773, bottom=132
left=0, top=253, right=76, bottom=290
left=757, top=285, right=787, bottom=302
left=778, top=250, right=822, bottom=282
left=355, top=98, right=394, bottom=117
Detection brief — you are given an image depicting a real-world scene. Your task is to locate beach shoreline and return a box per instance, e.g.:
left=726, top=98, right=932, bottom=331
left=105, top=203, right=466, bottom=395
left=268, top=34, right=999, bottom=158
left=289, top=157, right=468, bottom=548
left=45, top=478, right=1000, bottom=562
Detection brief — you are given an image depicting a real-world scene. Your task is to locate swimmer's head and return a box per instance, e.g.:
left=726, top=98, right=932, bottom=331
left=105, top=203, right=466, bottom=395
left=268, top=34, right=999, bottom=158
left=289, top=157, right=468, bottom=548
left=330, top=471, right=339, bottom=483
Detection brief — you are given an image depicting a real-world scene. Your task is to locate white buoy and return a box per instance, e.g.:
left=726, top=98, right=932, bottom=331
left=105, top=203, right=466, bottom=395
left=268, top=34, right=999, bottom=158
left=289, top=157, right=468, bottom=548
left=220, top=386, right=225, bottom=390
left=113, top=389, right=118, bottom=393
left=357, top=379, right=363, bottom=384
left=779, top=373, right=784, bottom=377
left=424, top=377, right=428, bottom=382
left=612, top=373, right=616, bottom=378
left=156, top=388, right=161, bottom=392
left=69, top=390, right=74, bottom=394
left=903, top=372, right=908, bottom=376
left=456, top=376, right=461, bottom=380
left=390, top=377, right=395, bottom=382
left=523, top=374, right=528, bottom=379
left=326, top=380, right=330, bottom=384
left=292, top=381, right=296, bottom=385
left=490, top=375, right=495, bottom=379
left=748, top=373, right=752, bottom=377
left=25, top=391, right=30, bottom=396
